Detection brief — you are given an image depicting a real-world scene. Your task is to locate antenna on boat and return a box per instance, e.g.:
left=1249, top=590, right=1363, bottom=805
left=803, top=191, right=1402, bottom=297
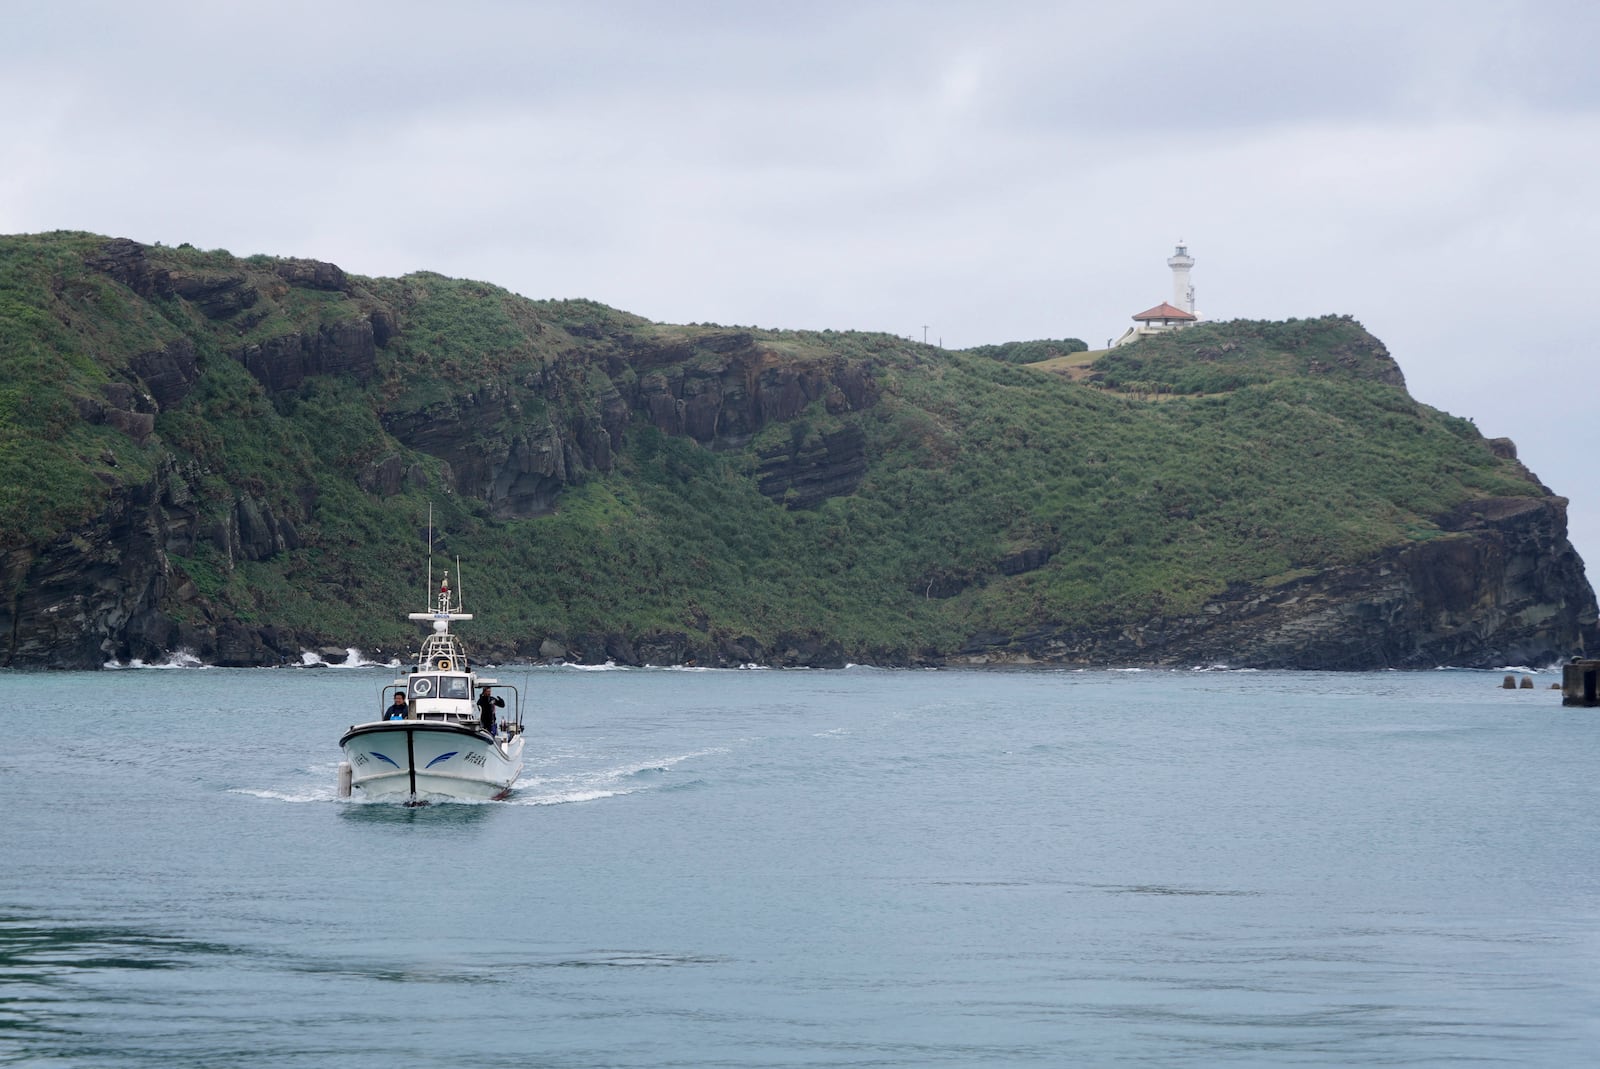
left=456, top=555, right=464, bottom=613
left=407, top=502, right=472, bottom=630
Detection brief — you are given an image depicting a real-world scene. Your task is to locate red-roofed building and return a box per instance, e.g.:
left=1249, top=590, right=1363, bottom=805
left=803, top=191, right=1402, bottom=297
left=1132, top=302, right=1197, bottom=325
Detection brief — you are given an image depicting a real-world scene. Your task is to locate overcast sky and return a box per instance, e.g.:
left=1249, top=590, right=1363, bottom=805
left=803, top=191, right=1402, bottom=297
left=7, top=0, right=1599, bottom=586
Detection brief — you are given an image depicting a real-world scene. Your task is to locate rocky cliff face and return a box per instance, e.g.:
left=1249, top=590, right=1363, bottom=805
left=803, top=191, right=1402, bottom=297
left=376, top=332, right=879, bottom=518
left=954, top=495, right=1599, bottom=669
left=615, top=335, right=877, bottom=507
left=621, top=333, right=878, bottom=449
left=0, top=453, right=312, bottom=669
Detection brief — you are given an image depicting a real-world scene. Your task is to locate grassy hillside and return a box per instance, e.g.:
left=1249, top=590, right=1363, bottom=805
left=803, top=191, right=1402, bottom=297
left=0, top=232, right=1555, bottom=665
left=0, top=232, right=167, bottom=543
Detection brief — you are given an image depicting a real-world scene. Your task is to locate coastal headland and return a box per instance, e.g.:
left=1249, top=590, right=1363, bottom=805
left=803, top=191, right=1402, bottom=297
left=2, top=232, right=1594, bottom=669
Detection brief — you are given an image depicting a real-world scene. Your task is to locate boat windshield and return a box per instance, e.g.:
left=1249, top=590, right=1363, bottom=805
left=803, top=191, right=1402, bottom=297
left=409, top=674, right=471, bottom=700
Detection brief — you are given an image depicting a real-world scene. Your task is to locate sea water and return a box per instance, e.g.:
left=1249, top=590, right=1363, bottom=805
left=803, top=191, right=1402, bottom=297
left=2, top=666, right=1597, bottom=1067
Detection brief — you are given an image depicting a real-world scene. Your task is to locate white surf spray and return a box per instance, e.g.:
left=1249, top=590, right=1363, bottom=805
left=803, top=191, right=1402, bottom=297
left=106, top=648, right=209, bottom=670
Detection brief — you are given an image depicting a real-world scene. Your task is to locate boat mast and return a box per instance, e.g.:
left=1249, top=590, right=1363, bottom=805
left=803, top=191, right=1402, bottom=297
left=409, top=504, right=472, bottom=634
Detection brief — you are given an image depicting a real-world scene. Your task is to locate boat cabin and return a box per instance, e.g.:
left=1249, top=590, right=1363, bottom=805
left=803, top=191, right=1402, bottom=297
left=409, top=672, right=472, bottom=703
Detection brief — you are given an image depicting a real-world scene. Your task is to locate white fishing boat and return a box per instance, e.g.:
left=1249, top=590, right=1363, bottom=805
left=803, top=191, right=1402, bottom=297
left=337, top=570, right=524, bottom=803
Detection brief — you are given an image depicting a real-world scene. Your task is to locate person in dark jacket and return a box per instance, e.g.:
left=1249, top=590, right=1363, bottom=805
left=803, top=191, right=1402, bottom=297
left=476, top=686, right=505, bottom=735
left=387, top=692, right=408, bottom=720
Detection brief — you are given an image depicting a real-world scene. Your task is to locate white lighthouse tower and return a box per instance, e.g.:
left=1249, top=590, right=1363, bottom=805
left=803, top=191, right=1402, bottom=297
left=1111, top=243, right=1202, bottom=346
left=1167, top=241, right=1196, bottom=314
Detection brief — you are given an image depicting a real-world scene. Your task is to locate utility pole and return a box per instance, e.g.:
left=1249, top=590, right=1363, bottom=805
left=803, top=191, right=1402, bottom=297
left=922, top=325, right=929, bottom=344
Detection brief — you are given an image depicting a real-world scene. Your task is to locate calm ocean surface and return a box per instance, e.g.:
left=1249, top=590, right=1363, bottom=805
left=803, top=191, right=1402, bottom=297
left=3, top=665, right=1598, bottom=1067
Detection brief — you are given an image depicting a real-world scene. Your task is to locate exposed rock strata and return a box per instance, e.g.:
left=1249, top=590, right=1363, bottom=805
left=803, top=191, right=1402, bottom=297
left=380, top=391, right=602, bottom=519
left=85, top=238, right=174, bottom=300
left=953, top=496, right=1598, bottom=670
left=128, top=339, right=200, bottom=408
left=167, top=269, right=259, bottom=319
left=232, top=321, right=379, bottom=393
left=0, top=457, right=313, bottom=668
left=625, top=341, right=877, bottom=449
left=756, top=425, right=869, bottom=509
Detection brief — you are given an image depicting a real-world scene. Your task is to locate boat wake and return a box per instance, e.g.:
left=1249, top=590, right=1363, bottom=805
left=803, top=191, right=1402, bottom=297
left=231, top=785, right=339, bottom=804
left=506, top=748, right=727, bottom=807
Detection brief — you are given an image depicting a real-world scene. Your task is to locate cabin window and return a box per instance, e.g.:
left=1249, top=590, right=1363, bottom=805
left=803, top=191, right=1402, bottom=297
left=408, top=675, right=471, bottom=700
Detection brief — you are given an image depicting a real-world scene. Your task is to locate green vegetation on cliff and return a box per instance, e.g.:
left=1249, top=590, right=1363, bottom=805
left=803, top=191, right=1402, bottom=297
left=961, top=337, right=1088, bottom=365
left=0, top=231, right=1565, bottom=667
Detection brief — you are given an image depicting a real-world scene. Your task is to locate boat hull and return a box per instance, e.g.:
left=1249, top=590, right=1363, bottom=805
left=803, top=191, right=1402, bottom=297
left=339, top=721, right=524, bottom=801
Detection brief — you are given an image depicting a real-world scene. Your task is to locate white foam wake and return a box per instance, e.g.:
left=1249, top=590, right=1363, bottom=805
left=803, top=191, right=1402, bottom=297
left=230, top=785, right=336, bottom=804
left=507, top=748, right=727, bottom=806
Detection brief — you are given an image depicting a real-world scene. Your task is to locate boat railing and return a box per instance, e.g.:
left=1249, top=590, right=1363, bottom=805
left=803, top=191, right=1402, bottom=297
left=417, top=634, right=468, bottom=672
left=477, top=683, right=522, bottom=735
left=369, top=681, right=525, bottom=735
